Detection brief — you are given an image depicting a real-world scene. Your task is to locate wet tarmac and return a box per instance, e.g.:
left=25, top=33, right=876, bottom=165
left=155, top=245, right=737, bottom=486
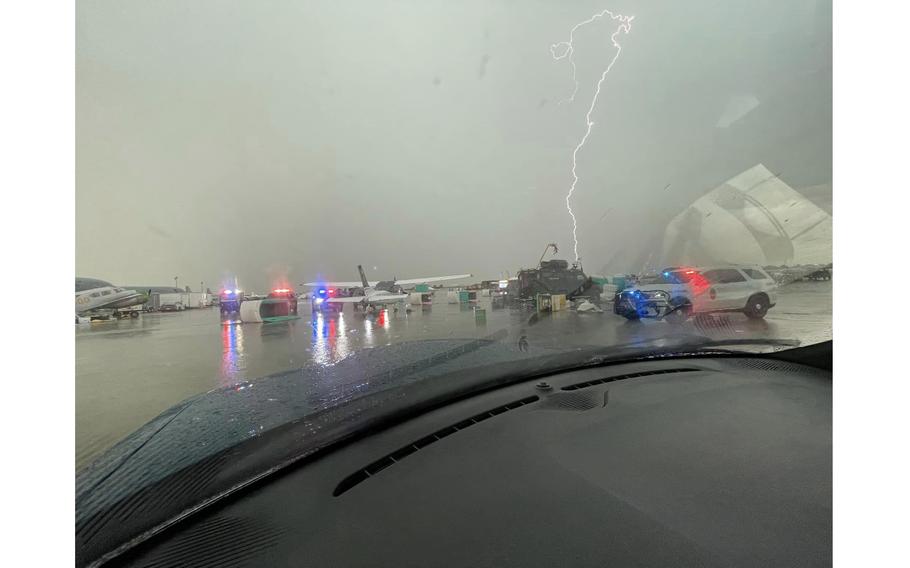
left=76, top=281, right=831, bottom=470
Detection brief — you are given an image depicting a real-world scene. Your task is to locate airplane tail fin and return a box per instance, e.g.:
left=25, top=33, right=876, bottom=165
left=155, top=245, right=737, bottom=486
left=357, top=265, right=370, bottom=289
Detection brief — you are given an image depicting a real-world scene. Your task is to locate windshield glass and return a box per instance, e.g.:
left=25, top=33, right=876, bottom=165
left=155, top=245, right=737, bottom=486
left=76, top=0, right=831, bottom=559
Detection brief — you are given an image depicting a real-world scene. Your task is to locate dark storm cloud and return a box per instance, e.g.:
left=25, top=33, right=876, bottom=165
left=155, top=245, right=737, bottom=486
left=77, top=0, right=830, bottom=289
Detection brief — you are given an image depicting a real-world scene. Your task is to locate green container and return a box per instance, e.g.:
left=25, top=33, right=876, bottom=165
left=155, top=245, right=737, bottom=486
left=415, top=284, right=430, bottom=293
left=458, top=290, right=470, bottom=303
left=474, top=307, right=486, bottom=325
left=611, top=276, right=627, bottom=289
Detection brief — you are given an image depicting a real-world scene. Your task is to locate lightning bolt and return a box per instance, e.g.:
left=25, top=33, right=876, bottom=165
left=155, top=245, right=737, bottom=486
left=551, top=10, right=633, bottom=261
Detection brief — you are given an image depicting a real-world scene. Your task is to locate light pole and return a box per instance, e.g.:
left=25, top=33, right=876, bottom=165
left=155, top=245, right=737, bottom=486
left=174, top=276, right=178, bottom=290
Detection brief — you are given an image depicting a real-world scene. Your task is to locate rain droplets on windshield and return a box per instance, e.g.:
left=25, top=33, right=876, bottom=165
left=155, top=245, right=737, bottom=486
left=76, top=0, right=831, bottom=468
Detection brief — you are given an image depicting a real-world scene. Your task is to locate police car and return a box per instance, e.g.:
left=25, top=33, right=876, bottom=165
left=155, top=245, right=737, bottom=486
left=614, top=265, right=778, bottom=322
left=220, top=289, right=243, bottom=315
left=310, top=286, right=344, bottom=312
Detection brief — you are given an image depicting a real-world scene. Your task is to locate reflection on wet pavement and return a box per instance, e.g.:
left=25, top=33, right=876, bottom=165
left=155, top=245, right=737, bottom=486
left=76, top=282, right=831, bottom=469
left=221, top=322, right=245, bottom=386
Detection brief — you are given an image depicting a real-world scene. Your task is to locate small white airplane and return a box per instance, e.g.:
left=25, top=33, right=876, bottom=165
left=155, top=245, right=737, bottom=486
left=75, top=277, right=147, bottom=318
left=304, top=265, right=472, bottom=311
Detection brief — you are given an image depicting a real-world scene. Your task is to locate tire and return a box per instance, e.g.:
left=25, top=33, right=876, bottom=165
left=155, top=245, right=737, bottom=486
left=665, top=298, right=691, bottom=324
left=615, top=297, right=639, bottom=320
left=621, top=310, right=640, bottom=321
left=744, top=294, right=770, bottom=319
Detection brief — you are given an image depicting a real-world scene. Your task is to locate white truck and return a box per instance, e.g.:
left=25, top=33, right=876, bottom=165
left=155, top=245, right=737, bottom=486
left=184, top=292, right=212, bottom=308
left=156, top=293, right=187, bottom=311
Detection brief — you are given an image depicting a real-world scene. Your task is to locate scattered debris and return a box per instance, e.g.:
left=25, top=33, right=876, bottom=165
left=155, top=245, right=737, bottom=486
left=577, top=300, right=603, bottom=313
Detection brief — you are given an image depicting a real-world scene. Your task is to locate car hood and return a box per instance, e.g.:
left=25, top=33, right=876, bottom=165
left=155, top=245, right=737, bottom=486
left=77, top=332, right=583, bottom=566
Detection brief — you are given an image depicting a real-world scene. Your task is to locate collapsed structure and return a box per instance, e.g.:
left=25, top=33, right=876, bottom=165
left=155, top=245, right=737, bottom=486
left=659, top=164, right=832, bottom=268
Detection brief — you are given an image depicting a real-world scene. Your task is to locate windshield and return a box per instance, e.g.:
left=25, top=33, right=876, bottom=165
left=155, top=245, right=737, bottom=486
left=76, top=0, right=831, bottom=560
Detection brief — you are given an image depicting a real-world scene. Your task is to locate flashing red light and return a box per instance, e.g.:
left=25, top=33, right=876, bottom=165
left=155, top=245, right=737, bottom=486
left=273, top=288, right=290, bottom=294
left=328, top=288, right=336, bottom=296
left=689, top=272, right=709, bottom=293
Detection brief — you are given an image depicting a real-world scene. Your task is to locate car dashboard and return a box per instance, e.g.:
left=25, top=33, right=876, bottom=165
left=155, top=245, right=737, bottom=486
left=104, top=353, right=831, bottom=568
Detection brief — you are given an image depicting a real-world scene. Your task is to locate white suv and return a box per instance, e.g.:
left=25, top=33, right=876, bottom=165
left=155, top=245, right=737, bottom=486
left=625, top=265, right=778, bottom=322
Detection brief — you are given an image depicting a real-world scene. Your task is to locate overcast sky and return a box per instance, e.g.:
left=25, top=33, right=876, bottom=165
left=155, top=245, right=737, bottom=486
left=76, top=0, right=831, bottom=291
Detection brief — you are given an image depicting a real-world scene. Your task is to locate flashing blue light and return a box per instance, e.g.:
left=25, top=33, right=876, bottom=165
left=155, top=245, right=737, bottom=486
left=319, top=288, right=326, bottom=295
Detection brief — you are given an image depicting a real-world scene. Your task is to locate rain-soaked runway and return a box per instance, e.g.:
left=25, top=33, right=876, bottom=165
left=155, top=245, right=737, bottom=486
left=76, top=281, right=831, bottom=470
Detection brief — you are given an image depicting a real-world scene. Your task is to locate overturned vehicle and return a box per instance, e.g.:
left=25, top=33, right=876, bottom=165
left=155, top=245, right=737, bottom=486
left=508, top=259, right=602, bottom=307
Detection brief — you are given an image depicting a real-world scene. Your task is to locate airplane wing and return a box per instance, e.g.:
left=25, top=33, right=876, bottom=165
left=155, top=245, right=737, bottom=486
left=303, top=281, right=378, bottom=288
left=394, top=274, right=473, bottom=286
left=326, top=296, right=367, bottom=303
left=325, top=294, right=409, bottom=304
left=366, top=294, right=410, bottom=304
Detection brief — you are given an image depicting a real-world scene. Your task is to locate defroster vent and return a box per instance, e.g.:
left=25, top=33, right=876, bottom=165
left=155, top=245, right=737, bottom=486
left=562, top=368, right=699, bottom=391
left=333, top=395, right=538, bottom=496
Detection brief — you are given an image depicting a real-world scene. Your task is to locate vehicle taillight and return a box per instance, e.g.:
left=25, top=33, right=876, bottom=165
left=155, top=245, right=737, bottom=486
left=690, top=273, right=709, bottom=293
